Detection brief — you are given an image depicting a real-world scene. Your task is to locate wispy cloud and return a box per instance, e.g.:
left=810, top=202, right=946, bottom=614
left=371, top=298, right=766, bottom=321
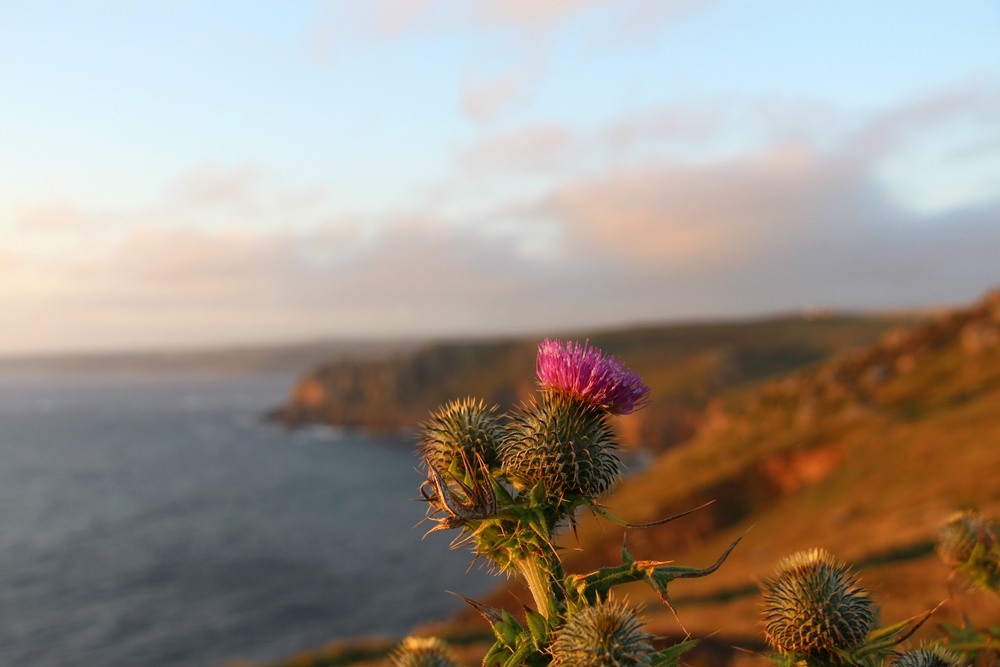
left=165, top=161, right=263, bottom=208
left=461, top=73, right=523, bottom=123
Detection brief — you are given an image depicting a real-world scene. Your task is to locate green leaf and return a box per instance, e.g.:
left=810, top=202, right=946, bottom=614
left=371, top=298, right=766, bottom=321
left=493, top=611, right=523, bottom=647
left=650, top=639, right=699, bottom=667
left=621, top=539, right=634, bottom=566
left=524, top=607, right=549, bottom=647
left=501, top=639, right=536, bottom=667
left=529, top=480, right=547, bottom=507
left=493, top=478, right=515, bottom=506
left=867, top=618, right=912, bottom=643
left=484, top=642, right=511, bottom=667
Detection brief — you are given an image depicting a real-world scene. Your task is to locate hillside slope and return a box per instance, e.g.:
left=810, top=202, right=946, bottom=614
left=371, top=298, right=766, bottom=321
left=451, top=290, right=1000, bottom=654
left=271, top=315, right=915, bottom=451
left=262, top=293, right=1000, bottom=667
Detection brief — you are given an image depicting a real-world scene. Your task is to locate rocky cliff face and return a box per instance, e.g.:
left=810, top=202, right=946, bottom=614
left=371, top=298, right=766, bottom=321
left=270, top=315, right=917, bottom=450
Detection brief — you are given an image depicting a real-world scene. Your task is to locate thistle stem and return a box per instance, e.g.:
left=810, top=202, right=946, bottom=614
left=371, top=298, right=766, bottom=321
left=518, top=556, right=558, bottom=619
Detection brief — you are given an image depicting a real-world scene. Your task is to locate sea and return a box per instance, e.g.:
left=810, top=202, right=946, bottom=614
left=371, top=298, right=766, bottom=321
left=0, top=372, right=499, bottom=667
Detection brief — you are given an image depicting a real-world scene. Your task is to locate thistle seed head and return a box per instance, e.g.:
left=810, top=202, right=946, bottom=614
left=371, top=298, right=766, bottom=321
left=419, top=398, right=503, bottom=474
left=536, top=339, right=650, bottom=415
left=389, top=636, right=459, bottom=667
left=893, top=647, right=963, bottom=667
left=762, top=549, right=876, bottom=656
left=500, top=393, right=621, bottom=500
left=550, top=599, right=654, bottom=667
left=937, top=510, right=999, bottom=566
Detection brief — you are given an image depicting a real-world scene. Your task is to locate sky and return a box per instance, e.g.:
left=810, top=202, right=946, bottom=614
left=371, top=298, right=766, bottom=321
left=1, top=0, right=999, bottom=355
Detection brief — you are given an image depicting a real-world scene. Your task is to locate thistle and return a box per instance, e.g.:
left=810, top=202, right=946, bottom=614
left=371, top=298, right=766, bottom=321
left=500, top=392, right=621, bottom=500
left=762, top=549, right=876, bottom=657
left=412, top=339, right=738, bottom=667
left=937, top=510, right=1000, bottom=599
left=893, top=647, right=962, bottom=667
left=419, top=397, right=503, bottom=475
left=550, top=599, right=655, bottom=667
left=937, top=510, right=999, bottom=566
left=536, top=338, right=650, bottom=415
left=389, top=636, right=459, bottom=667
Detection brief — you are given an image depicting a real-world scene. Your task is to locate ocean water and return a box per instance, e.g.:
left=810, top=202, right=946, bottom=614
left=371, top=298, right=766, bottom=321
left=0, top=373, right=499, bottom=667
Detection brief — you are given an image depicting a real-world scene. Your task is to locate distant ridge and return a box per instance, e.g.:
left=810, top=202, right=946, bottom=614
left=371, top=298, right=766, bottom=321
left=0, top=339, right=418, bottom=377
left=271, top=311, right=923, bottom=450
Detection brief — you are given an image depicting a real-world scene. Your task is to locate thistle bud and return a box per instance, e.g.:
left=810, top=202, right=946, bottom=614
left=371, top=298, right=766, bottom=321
left=937, top=510, right=999, bottom=566
left=389, top=636, right=459, bottom=667
left=419, top=398, right=502, bottom=474
left=762, top=549, right=876, bottom=656
left=893, top=647, right=962, bottom=667
left=550, top=599, right=654, bottom=667
left=500, top=393, right=620, bottom=500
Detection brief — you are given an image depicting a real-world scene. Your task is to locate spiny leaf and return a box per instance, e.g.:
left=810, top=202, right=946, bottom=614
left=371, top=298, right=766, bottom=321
left=650, top=639, right=699, bottom=667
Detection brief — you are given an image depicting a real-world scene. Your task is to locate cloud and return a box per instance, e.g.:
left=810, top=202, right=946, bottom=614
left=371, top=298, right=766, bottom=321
left=15, top=202, right=84, bottom=232
left=461, top=74, right=523, bottom=123
left=471, top=0, right=714, bottom=29
left=546, top=145, right=881, bottom=265
left=603, top=106, right=723, bottom=151
left=166, top=161, right=262, bottom=207
left=4, top=86, right=1000, bottom=354
left=458, top=124, right=574, bottom=172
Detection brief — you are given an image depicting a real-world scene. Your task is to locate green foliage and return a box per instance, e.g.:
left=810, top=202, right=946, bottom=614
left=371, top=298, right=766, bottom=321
left=414, top=342, right=742, bottom=667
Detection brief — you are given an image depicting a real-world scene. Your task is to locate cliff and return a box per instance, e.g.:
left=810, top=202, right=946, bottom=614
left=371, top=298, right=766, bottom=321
left=458, top=290, right=1000, bottom=654
left=270, top=314, right=918, bottom=451
left=263, top=291, right=1000, bottom=667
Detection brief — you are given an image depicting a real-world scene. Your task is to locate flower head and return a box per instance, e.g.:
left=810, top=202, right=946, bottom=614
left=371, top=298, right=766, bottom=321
left=501, top=393, right=620, bottom=501
left=418, top=397, right=503, bottom=474
left=762, top=549, right=876, bottom=656
left=550, top=598, right=654, bottom=667
left=937, top=510, right=999, bottom=566
left=894, top=647, right=962, bottom=667
left=389, top=636, right=458, bottom=667
left=535, top=339, right=650, bottom=415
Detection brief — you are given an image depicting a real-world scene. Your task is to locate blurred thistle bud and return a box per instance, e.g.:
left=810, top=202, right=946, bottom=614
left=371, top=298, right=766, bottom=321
left=762, top=549, right=876, bottom=656
left=536, top=339, right=650, bottom=416
left=550, top=599, right=654, bottom=667
left=419, top=398, right=502, bottom=475
left=937, top=510, right=999, bottom=566
left=893, top=647, right=963, bottom=667
left=501, top=393, right=620, bottom=500
left=389, top=636, right=459, bottom=667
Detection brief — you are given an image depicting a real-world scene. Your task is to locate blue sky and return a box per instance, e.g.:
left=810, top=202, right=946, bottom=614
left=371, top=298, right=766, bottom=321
left=1, top=0, right=999, bottom=354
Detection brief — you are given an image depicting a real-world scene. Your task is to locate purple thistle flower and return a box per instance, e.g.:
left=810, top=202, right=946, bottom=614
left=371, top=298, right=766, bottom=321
left=535, top=338, right=650, bottom=415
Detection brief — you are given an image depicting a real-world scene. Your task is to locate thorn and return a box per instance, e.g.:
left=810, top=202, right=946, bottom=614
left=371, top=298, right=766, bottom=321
left=671, top=528, right=749, bottom=579
left=623, top=500, right=717, bottom=530
left=448, top=591, right=504, bottom=624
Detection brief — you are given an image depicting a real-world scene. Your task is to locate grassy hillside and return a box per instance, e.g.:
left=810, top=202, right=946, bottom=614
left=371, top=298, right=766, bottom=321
left=271, top=314, right=916, bottom=451
left=259, top=292, right=1000, bottom=667
left=456, top=290, right=1000, bottom=661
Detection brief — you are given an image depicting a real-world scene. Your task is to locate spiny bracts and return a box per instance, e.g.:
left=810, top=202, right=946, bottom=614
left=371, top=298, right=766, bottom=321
left=937, top=509, right=999, bottom=566
left=893, top=647, right=962, bottom=667
left=418, top=397, right=503, bottom=475
left=389, top=636, right=459, bottom=667
left=500, top=392, right=620, bottom=500
left=762, top=548, right=876, bottom=656
left=550, top=599, right=654, bottom=667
